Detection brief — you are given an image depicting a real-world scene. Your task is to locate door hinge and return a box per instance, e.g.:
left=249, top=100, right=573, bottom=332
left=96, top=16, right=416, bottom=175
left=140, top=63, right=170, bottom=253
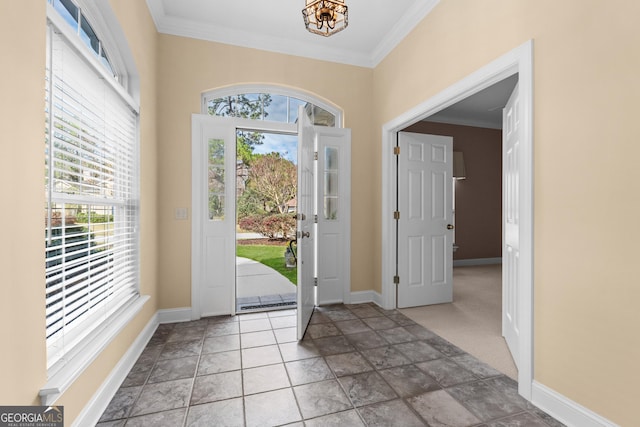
left=393, top=211, right=400, bottom=220
left=393, top=275, right=400, bottom=284
left=314, top=278, right=318, bottom=286
left=394, top=146, right=400, bottom=155
left=314, top=214, right=318, bottom=223
left=314, top=151, right=318, bottom=160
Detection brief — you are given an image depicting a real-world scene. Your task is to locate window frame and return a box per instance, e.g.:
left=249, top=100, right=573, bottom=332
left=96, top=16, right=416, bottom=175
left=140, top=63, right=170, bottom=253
left=201, top=84, right=343, bottom=128
left=41, top=0, right=146, bottom=406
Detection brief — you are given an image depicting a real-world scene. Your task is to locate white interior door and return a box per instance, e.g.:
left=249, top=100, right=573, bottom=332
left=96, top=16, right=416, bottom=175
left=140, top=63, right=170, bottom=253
left=316, top=128, right=351, bottom=306
left=503, top=83, right=521, bottom=367
left=191, top=114, right=237, bottom=318
left=297, top=108, right=315, bottom=339
left=397, top=132, right=453, bottom=308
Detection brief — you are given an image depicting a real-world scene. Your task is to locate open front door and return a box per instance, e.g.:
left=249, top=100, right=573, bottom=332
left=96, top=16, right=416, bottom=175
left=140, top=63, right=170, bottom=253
left=296, top=109, right=315, bottom=339
left=503, top=83, right=521, bottom=368
left=397, top=132, right=454, bottom=308
left=296, top=111, right=352, bottom=338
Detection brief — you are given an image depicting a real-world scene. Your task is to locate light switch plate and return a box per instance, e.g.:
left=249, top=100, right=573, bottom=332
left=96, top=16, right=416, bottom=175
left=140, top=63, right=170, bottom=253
left=175, top=207, right=188, bottom=220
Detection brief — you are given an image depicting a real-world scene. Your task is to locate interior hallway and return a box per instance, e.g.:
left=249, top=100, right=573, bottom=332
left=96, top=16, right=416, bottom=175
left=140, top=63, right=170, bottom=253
left=401, top=264, right=517, bottom=379
left=96, top=302, right=561, bottom=426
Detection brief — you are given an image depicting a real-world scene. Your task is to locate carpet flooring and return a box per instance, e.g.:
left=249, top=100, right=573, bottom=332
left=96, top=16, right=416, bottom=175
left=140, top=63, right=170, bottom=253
left=400, top=264, right=518, bottom=379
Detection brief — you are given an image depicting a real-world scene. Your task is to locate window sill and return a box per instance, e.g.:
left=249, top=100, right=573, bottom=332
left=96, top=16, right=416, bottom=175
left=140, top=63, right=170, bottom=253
left=39, top=295, right=150, bottom=406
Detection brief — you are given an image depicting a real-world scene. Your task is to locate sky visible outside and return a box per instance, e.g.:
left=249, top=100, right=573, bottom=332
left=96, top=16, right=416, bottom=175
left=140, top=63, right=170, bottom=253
left=253, top=133, right=298, bottom=164
left=244, top=94, right=303, bottom=164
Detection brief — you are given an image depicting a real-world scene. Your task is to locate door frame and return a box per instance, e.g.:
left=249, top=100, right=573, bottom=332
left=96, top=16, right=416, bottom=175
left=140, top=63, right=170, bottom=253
left=380, top=40, right=534, bottom=398
left=191, top=115, right=297, bottom=320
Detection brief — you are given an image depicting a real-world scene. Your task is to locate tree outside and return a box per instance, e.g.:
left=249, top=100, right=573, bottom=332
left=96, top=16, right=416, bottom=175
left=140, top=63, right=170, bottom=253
left=237, top=153, right=297, bottom=240
left=208, top=94, right=272, bottom=165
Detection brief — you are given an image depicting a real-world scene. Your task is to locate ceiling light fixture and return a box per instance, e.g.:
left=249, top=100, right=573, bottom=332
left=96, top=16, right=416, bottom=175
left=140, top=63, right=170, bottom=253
left=302, top=0, right=348, bottom=37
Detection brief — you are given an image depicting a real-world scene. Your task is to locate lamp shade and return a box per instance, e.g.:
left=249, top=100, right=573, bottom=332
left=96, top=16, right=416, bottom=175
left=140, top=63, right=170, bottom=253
left=453, top=151, right=466, bottom=179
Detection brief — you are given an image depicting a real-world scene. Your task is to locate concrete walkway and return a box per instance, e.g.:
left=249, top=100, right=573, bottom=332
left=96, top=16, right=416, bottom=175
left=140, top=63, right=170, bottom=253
left=236, top=257, right=296, bottom=311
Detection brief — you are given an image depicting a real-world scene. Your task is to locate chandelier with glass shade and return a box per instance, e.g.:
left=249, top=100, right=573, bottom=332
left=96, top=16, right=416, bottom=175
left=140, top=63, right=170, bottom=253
left=302, top=0, right=348, bottom=37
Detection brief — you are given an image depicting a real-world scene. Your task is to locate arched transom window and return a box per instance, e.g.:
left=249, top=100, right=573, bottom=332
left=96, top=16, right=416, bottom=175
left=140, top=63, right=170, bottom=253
left=202, top=85, right=342, bottom=128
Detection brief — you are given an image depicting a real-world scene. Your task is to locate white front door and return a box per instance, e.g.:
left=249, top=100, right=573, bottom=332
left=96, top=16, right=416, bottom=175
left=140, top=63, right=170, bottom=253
left=192, top=112, right=351, bottom=339
left=503, top=83, right=521, bottom=367
left=397, top=132, right=454, bottom=308
left=296, top=111, right=352, bottom=337
left=297, top=109, right=315, bottom=339
left=191, top=114, right=238, bottom=317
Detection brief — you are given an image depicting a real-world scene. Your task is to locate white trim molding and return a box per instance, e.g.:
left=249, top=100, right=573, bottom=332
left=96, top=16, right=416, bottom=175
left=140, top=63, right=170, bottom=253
left=532, top=382, right=620, bottom=427
left=349, top=291, right=383, bottom=307
left=157, top=307, right=194, bottom=324
left=71, top=305, right=156, bottom=427
left=381, top=40, right=534, bottom=399
left=39, top=296, right=149, bottom=407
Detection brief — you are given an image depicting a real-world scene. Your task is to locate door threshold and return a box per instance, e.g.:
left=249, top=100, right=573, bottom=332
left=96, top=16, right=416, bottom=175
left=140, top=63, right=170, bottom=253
left=237, top=301, right=297, bottom=313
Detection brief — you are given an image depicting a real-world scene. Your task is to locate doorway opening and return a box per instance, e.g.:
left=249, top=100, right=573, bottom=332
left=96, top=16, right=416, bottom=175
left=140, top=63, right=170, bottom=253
left=235, top=130, right=299, bottom=313
left=192, top=85, right=351, bottom=341
left=398, top=73, right=517, bottom=374
left=381, top=40, right=533, bottom=398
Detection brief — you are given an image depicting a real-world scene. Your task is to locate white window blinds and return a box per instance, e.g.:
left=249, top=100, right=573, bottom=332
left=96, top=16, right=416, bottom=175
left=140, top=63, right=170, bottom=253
left=45, top=22, right=139, bottom=374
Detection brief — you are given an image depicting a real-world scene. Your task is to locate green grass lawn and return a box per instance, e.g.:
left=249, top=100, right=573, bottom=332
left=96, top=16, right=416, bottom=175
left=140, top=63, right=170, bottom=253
left=236, top=244, right=297, bottom=285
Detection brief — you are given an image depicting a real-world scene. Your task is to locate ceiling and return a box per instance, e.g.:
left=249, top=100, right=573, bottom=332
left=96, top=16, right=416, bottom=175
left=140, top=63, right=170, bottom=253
left=145, top=0, right=439, bottom=68
left=145, top=0, right=517, bottom=129
left=426, top=74, right=519, bottom=129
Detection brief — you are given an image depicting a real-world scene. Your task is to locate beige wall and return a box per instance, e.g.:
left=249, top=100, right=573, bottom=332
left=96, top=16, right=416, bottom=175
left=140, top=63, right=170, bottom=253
left=373, top=1, right=640, bottom=425
left=0, top=1, right=160, bottom=424
left=405, top=122, right=502, bottom=261
left=0, top=0, right=47, bottom=406
left=156, top=35, right=374, bottom=307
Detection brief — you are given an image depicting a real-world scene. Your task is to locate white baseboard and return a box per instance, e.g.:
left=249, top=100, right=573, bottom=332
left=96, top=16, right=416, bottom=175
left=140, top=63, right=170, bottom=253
left=157, top=307, right=193, bottom=323
left=453, top=257, right=502, bottom=266
left=350, top=290, right=383, bottom=306
left=532, top=381, right=619, bottom=427
left=72, top=312, right=159, bottom=427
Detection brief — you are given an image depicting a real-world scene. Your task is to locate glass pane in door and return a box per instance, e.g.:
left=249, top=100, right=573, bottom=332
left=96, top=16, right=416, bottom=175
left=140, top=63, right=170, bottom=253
left=208, top=138, right=225, bottom=220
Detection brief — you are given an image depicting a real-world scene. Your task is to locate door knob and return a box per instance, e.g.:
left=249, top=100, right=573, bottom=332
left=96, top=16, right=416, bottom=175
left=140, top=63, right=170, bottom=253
left=297, top=231, right=310, bottom=238
left=447, top=224, right=454, bottom=230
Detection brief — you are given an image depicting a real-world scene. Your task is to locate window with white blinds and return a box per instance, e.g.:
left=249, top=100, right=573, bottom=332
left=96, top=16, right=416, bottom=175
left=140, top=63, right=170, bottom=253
left=44, top=12, right=139, bottom=374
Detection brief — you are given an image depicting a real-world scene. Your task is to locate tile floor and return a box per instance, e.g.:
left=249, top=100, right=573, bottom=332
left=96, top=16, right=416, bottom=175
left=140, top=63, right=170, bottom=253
left=97, top=303, right=564, bottom=427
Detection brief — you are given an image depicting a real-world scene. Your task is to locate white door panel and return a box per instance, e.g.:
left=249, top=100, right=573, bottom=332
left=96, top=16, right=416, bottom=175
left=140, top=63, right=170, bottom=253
left=297, top=115, right=352, bottom=336
left=503, top=83, right=521, bottom=367
left=398, top=132, right=453, bottom=308
left=191, top=115, right=237, bottom=318
left=317, top=130, right=351, bottom=306
left=297, top=108, right=315, bottom=340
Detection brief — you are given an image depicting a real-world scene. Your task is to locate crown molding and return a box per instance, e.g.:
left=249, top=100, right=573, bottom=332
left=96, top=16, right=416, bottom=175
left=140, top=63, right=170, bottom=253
left=156, top=15, right=373, bottom=67
left=370, top=0, right=440, bottom=67
left=146, top=0, right=439, bottom=69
